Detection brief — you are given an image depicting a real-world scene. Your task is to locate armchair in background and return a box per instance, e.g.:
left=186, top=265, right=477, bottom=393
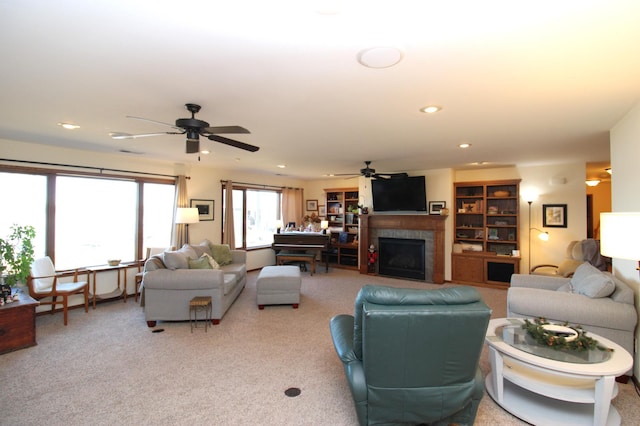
left=27, top=256, right=89, bottom=326
left=330, top=285, right=491, bottom=426
left=530, top=239, right=608, bottom=277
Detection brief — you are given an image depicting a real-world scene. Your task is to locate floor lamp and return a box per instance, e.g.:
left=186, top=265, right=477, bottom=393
left=527, top=200, right=549, bottom=273
left=176, top=207, right=200, bottom=244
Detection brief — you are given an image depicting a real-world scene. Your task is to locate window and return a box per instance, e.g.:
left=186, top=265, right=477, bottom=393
left=56, top=176, right=137, bottom=269
left=223, top=185, right=281, bottom=249
left=0, top=167, right=175, bottom=269
left=0, top=172, right=47, bottom=259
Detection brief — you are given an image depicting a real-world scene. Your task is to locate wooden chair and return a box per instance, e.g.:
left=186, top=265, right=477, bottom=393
left=135, top=246, right=174, bottom=302
left=27, top=257, right=89, bottom=326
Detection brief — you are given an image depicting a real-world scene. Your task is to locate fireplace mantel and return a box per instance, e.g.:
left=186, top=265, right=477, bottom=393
left=359, top=214, right=447, bottom=283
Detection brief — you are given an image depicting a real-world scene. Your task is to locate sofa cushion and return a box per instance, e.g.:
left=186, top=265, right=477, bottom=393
left=221, top=262, right=246, bottom=279
left=179, top=244, right=199, bottom=260
left=188, top=255, right=213, bottom=269
left=189, top=242, right=213, bottom=258
left=163, top=251, right=189, bottom=270
left=606, top=272, right=635, bottom=304
left=202, top=253, right=220, bottom=269
left=211, top=243, right=233, bottom=266
left=569, top=262, right=615, bottom=298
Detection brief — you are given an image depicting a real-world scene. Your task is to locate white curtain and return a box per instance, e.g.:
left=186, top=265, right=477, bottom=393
left=282, top=187, right=303, bottom=228
left=223, top=180, right=235, bottom=249
left=171, top=175, right=189, bottom=248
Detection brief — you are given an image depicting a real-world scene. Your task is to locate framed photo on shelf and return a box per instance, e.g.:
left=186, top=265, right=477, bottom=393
left=190, top=199, right=214, bottom=221
left=543, top=204, right=567, bottom=228
left=306, top=199, right=318, bottom=211
left=428, top=201, right=446, bottom=215
left=318, top=205, right=326, bottom=217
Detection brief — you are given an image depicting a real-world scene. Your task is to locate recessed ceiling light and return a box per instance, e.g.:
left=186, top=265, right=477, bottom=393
left=58, top=122, right=80, bottom=130
left=277, top=164, right=286, bottom=169
left=471, top=161, right=488, bottom=166
left=200, top=150, right=210, bottom=155
left=459, top=143, right=471, bottom=149
left=420, top=105, right=441, bottom=114
left=358, top=47, right=404, bottom=69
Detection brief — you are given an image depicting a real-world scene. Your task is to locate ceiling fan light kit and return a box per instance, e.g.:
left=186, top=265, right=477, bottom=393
left=111, top=103, right=259, bottom=155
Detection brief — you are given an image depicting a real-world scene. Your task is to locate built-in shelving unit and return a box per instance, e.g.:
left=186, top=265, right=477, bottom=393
left=452, top=179, right=521, bottom=288
left=324, top=187, right=359, bottom=270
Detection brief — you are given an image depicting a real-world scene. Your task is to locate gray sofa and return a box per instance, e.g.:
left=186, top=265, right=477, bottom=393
left=508, top=262, right=637, bottom=375
left=140, top=243, right=246, bottom=327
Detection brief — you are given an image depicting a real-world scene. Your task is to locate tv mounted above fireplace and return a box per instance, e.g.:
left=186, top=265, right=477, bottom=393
left=371, top=175, right=427, bottom=212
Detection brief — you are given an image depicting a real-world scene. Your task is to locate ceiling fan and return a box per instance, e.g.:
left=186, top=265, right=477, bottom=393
left=333, top=161, right=409, bottom=179
left=110, top=103, right=259, bottom=154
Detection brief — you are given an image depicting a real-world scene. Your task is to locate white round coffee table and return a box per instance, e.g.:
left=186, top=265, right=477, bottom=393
left=485, top=318, right=633, bottom=426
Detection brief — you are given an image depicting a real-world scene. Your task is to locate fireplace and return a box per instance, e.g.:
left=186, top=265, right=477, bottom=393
left=378, top=237, right=426, bottom=280
left=359, top=214, right=447, bottom=283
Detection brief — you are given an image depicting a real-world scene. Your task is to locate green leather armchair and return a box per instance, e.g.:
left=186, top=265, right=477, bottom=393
left=330, top=285, right=491, bottom=426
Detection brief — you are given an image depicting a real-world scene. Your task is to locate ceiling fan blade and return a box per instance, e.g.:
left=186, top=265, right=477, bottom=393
left=126, top=116, right=182, bottom=130
left=203, top=125, right=250, bottom=134
left=110, top=132, right=179, bottom=140
left=186, top=139, right=200, bottom=154
left=208, top=134, right=260, bottom=152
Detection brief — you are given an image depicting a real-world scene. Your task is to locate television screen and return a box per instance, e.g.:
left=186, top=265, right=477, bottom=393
left=371, top=176, right=427, bottom=212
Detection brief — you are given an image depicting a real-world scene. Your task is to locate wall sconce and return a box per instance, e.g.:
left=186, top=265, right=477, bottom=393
left=600, top=212, right=640, bottom=272
left=175, top=207, right=200, bottom=244
left=321, top=220, right=329, bottom=234
left=275, top=219, right=284, bottom=234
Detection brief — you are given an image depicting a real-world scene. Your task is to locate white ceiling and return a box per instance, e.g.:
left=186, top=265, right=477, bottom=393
left=1, top=1, right=638, bottom=181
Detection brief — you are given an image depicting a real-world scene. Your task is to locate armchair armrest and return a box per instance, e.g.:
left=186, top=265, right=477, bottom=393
left=330, top=314, right=358, bottom=363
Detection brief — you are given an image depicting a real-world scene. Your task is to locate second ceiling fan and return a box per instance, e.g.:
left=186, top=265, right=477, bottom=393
left=334, top=161, right=409, bottom=179
left=110, top=103, right=259, bottom=154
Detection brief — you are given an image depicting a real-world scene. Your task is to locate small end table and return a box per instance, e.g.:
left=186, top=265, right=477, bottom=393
left=189, top=296, right=212, bottom=333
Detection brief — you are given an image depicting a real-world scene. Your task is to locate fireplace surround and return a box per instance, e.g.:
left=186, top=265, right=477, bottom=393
left=359, top=214, right=447, bottom=284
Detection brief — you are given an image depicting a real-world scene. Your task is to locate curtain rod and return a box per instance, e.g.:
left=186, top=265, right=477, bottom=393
left=221, top=180, right=301, bottom=190
left=0, top=158, right=184, bottom=179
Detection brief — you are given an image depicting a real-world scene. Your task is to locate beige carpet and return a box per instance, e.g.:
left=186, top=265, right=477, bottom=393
left=2, top=269, right=639, bottom=425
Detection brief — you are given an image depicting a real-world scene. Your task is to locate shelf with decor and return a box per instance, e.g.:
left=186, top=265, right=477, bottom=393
left=324, top=188, right=359, bottom=233
left=452, top=179, right=521, bottom=288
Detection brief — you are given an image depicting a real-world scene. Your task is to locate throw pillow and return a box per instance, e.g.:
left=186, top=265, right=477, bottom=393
left=202, top=253, right=220, bottom=269
left=210, top=243, right=233, bottom=266
left=162, top=251, right=189, bottom=270
left=179, top=244, right=198, bottom=260
left=188, top=255, right=213, bottom=269
left=569, top=262, right=615, bottom=298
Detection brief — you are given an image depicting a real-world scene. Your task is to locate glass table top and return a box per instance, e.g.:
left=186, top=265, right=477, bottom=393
left=492, top=319, right=613, bottom=364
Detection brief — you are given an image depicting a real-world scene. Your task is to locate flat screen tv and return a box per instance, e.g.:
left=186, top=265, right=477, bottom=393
left=371, top=176, right=427, bottom=212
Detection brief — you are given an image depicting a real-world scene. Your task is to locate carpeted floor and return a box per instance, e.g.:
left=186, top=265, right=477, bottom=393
left=2, top=268, right=638, bottom=425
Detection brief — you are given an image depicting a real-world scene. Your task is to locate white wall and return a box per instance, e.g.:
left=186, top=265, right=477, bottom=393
left=610, top=101, right=640, bottom=377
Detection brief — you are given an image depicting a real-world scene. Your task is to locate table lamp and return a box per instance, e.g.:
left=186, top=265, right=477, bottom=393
left=176, top=207, right=200, bottom=244
left=600, top=212, right=640, bottom=269
left=275, top=219, right=284, bottom=234
left=321, top=220, right=329, bottom=234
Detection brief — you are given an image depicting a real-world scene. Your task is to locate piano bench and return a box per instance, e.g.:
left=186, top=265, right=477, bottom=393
left=276, top=253, right=317, bottom=275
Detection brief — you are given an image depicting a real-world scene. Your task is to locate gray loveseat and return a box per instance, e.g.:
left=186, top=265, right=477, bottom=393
left=508, top=262, right=637, bottom=375
left=140, top=241, right=246, bottom=327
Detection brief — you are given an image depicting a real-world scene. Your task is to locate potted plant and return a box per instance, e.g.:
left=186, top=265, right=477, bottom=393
left=0, top=224, right=36, bottom=288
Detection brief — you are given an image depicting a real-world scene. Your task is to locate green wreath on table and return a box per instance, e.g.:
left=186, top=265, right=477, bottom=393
left=522, top=317, right=612, bottom=352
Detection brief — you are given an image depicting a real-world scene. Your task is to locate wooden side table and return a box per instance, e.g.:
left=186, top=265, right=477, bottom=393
left=0, top=293, right=38, bottom=354
left=88, top=264, right=128, bottom=309
left=189, top=296, right=212, bottom=333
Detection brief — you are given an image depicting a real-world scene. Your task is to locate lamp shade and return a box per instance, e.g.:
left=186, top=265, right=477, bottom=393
left=600, top=212, right=640, bottom=260
left=175, top=207, right=200, bottom=224
left=320, top=220, right=329, bottom=229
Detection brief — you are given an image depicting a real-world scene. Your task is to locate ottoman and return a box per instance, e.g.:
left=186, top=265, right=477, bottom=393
left=256, top=265, right=301, bottom=309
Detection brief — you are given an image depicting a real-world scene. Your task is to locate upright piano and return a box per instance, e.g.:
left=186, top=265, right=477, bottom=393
left=272, top=232, right=331, bottom=273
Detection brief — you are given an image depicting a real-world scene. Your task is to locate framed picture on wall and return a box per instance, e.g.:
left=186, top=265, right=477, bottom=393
left=318, top=205, right=326, bottom=217
left=190, top=199, right=214, bottom=221
left=306, top=199, right=318, bottom=211
left=543, top=204, right=567, bottom=228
